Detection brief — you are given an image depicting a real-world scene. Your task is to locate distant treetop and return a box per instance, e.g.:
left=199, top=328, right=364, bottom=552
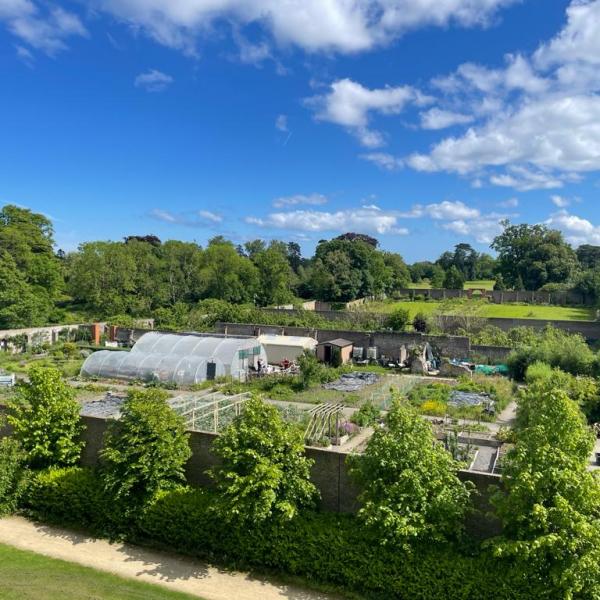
left=335, top=232, right=379, bottom=247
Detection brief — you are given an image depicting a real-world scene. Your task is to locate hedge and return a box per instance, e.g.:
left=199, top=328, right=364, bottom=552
left=23, top=467, right=548, bottom=600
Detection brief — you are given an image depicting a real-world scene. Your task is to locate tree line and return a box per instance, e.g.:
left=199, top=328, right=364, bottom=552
left=3, top=204, right=600, bottom=329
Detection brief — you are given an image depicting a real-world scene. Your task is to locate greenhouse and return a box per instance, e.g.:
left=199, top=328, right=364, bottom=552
left=80, top=333, right=267, bottom=385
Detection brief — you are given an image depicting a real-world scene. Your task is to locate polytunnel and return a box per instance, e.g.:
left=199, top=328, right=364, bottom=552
left=80, top=333, right=267, bottom=385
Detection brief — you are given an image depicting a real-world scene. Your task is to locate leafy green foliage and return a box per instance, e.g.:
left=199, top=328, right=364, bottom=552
left=297, top=350, right=323, bottom=390
left=491, top=222, right=577, bottom=290
left=412, top=311, right=430, bottom=333
left=7, top=366, right=83, bottom=468
left=24, top=467, right=545, bottom=600
left=349, top=398, right=473, bottom=546
left=100, top=389, right=191, bottom=512
left=210, top=397, right=317, bottom=523
left=386, top=307, right=410, bottom=331
left=491, top=384, right=600, bottom=598
left=350, top=401, right=381, bottom=427
left=506, top=326, right=597, bottom=379
left=0, top=437, right=28, bottom=516
left=443, top=265, right=466, bottom=290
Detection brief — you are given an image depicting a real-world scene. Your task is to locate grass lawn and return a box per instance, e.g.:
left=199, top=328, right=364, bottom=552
left=0, top=543, right=202, bottom=600
left=407, top=280, right=496, bottom=290
left=368, top=299, right=595, bottom=321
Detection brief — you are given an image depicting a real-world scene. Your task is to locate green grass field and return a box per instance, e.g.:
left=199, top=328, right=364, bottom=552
left=0, top=543, right=201, bottom=600
left=368, top=299, right=595, bottom=321
left=407, top=280, right=496, bottom=290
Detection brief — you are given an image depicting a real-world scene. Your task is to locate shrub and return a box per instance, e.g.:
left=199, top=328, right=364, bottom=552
left=297, top=350, right=323, bottom=389
left=350, top=402, right=381, bottom=427
left=412, top=311, right=430, bottom=333
left=210, top=397, right=317, bottom=524
left=349, top=398, right=473, bottom=546
left=386, top=308, right=410, bottom=332
left=7, top=366, right=83, bottom=468
left=0, top=437, right=28, bottom=516
left=100, top=389, right=191, bottom=515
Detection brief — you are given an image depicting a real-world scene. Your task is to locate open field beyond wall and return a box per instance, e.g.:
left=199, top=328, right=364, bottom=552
left=365, top=300, right=595, bottom=321
left=407, top=280, right=496, bottom=290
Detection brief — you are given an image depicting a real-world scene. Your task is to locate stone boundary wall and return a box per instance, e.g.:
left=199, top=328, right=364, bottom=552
left=395, top=287, right=591, bottom=306
left=0, top=324, right=92, bottom=350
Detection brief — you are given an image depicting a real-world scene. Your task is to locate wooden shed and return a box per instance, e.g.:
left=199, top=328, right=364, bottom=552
left=316, top=338, right=354, bottom=366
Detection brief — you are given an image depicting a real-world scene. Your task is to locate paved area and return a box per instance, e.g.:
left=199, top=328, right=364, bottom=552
left=0, top=516, right=343, bottom=600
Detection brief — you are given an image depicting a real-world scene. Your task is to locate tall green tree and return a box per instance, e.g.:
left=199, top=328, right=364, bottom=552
left=492, top=383, right=600, bottom=598
left=8, top=367, right=83, bottom=469
left=210, top=397, right=317, bottom=523
left=350, top=398, right=472, bottom=546
left=100, top=389, right=191, bottom=511
left=252, top=243, right=296, bottom=306
left=491, top=222, right=577, bottom=290
left=443, top=265, right=465, bottom=289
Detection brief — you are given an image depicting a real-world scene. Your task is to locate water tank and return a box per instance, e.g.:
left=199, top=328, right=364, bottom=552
left=367, top=347, right=378, bottom=360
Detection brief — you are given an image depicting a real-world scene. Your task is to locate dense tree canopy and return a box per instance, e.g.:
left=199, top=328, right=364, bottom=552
left=491, top=222, right=578, bottom=290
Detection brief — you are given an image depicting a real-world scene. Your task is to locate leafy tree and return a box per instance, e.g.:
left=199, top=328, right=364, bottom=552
left=100, top=389, right=191, bottom=510
left=576, top=244, right=600, bottom=270
left=381, top=252, right=411, bottom=292
left=0, top=437, right=28, bottom=516
left=443, top=265, right=465, bottom=289
left=493, top=274, right=506, bottom=291
left=210, top=396, right=317, bottom=523
left=7, top=367, right=83, bottom=469
left=252, top=243, right=296, bottom=306
left=491, top=384, right=600, bottom=598
left=491, top=222, right=577, bottom=290
left=386, top=308, right=410, bottom=331
left=349, top=398, right=472, bottom=546
left=298, top=350, right=322, bottom=389
left=573, top=268, right=600, bottom=303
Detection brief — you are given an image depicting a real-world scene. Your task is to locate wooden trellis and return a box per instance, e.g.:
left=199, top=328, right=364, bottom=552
left=304, top=402, right=344, bottom=445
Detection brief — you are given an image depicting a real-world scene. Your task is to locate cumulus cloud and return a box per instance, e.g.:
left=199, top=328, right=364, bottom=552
left=275, top=114, right=288, bottom=132
left=359, top=152, right=403, bottom=171
left=422, top=200, right=480, bottom=220
left=551, top=194, right=570, bottom=208
left=489, top=166, right=567, bottom=191
left=442, top=216, right=505, bottom=243
left=546, top=209, right=600, bottom=246
left=0, top=1, right=87, bottom=54
left=134, top=69, right=173, bottom=92
left=246, top=206, right=408, bottom=235
left=307, top=78, right=430, bottom=147
left=89, top=0, right=517, bottom=55
left=420, top=108, right=474, bottom=129
left=272, top=193, right=328, bottom=208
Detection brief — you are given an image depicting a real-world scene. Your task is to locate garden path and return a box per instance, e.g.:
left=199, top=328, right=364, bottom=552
left=0, top=516, right=343, bottom=600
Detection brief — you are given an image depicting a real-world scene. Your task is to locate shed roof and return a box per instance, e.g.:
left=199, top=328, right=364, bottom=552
left=320, top=338, right=353, bottom=348
left=257, top=334, right=317, bottom=348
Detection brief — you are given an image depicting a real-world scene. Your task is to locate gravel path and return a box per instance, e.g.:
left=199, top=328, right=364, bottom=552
left=0, top=516, right=343, bottom=600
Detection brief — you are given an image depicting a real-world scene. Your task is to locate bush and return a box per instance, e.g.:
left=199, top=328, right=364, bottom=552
left=386, top=308, right=410, bottom=332
left=0, top=437, right=28, bottom=516
left=350, top=402, right=381, bottom=427
left=100, top=389, right=191, bottom=516
left=7, top=366, right=83, bottom=469
left=22, top=468, right=543, bottom=599
left=210, top=397, right=317, bottom=524
left=412, top=312, right=430, bottom=333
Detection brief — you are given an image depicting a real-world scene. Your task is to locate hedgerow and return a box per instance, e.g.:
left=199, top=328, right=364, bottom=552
left=22, top=467, right=546, bottom=600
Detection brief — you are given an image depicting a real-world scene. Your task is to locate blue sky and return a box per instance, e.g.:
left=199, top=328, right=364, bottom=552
left=1, top=0, right=600, bottom=262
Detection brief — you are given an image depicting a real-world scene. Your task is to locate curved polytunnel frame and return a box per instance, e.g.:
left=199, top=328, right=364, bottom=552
left=80, top=333, right=266, bottom=385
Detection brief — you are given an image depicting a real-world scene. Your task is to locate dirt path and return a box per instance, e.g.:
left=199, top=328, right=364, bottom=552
left=0, top=516, right=343, bottom=600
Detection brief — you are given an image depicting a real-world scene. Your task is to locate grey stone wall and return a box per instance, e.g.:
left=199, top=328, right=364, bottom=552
left=471, top=345, right=512, bottom=363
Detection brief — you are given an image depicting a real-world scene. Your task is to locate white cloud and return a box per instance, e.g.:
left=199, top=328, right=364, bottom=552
left=420, top=108, right=474, bottom=129
left=442, top=216, right=504, bottom=243
left=359, top=152, right=403, bottom=171
left=150, top=208, right=222, bottom=226
left=246, top=206, right=408, bottom=235
left=134, top=69, right=173, bottom=92
left=90, top=0, right=517, bottom=55
left=489, top=166, right=566, bottom=191
left=307, top=78, right=430, bottom=147
left=498, top=197, right=518, bottom=208
left=275, top=114, right=288, bottom=132
left=545, top=209, right=600, bottom=246
left=551, top=194, right=570, bottom=208
left=198, top=210, right=222, bottom=223
left=422, top=200, right=480, bottom=220
left=0, top=1, right=87, bottom=54
left=272, top=193, right=328, bottom=208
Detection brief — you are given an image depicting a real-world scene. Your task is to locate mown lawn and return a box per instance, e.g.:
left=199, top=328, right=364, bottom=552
left=407, top=280, right=496, bottom=290
left=0, top=543, right=202, bottom=600
left=368, top=300, right=595, bottom=321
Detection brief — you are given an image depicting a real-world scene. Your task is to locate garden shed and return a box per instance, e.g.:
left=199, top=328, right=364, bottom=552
left=80, top=333, right=267, bottom=385
left=257, top=334, right=317, bottom=364
left=316, top=338, right=354, bottom=365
